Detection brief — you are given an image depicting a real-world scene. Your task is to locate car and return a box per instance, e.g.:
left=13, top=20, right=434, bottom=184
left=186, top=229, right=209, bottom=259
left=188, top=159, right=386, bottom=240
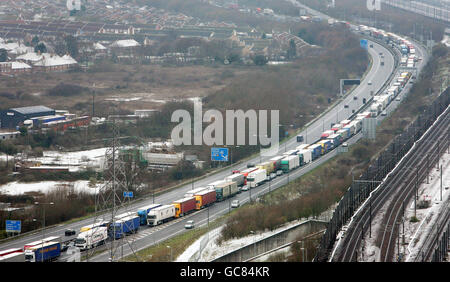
left=65, top=229, right=76, bottom=236
left=381, top=61, right=384, bottom=66
left=276, top=170, right=283, bottom=176
left=342, top=143, right=348, bottom=147
left=379, top=52, right=382, bottom=55
left=353, top=96, right=358, bottom=100
left=381, top=111, right=387, bottom=116
left=247, top=163, right=255, bottom=168
left=231, top=200, right=240, bottom=208
left=184, top=220, right=195, bottom=229
left=241, top=185, right=249, bottom=191
left=344, top=105, right=349, bottom=108
left=396, top=97, right=401, bottom=101
left=368, top=81, right=372, bottom=85
left=270, top=172, right=277, bottom=179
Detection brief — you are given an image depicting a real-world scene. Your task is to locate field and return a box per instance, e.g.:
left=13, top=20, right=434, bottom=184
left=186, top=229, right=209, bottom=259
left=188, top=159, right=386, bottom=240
left=0, top=62, right=249, bottom=117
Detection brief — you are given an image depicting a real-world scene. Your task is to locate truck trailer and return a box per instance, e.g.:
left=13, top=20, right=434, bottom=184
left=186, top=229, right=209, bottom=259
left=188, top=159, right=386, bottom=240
left=74, top=226, right=108, bottom=250
left=147, top=205, right=176, bottom=226
left=109, top=215, right=140, bottom=239
left=173, top=197, right=197, bottom=218
left=297, top=149, right=312, bottom=165
left=247, top=169, right=267, bottom=188
left=215, top=181, right=239, bottom=201
left=0, top=251, right=24, bottom=262
left=25, top=241, right=61, bottom=262
left=194, top=189, right=217, bottom=210
left=225, top=173, right=245, bottom=187
left=281, top=155, right=299, bottom=172
left=308, top=144, right=322, bottom=160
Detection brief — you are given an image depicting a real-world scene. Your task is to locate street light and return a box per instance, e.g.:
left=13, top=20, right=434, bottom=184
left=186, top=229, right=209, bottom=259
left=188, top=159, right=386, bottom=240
left=35, top=201, right=54, bottom=262
left=166, top=245, right=172, bottom=261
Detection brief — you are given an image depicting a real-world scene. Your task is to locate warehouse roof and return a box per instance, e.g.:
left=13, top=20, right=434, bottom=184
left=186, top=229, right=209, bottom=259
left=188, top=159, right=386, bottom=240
left=10, top=105, right=54, bottom=115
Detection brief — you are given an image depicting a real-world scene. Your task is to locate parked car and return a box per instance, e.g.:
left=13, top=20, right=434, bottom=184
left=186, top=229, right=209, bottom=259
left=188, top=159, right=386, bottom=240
left=231, top=200, right=240, bottom=208
left=65, top=229, right=76, bottom=236
left=184, top=220, right=195, bottom=229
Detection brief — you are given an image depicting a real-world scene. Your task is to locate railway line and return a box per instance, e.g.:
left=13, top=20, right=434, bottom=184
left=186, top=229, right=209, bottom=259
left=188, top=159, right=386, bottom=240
left=333, top=100, right=449, bottom=262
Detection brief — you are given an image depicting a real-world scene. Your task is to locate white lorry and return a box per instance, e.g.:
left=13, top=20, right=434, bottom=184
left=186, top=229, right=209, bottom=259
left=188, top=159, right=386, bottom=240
left=247, top=169, right=267, bottom=188
left=147, top=205, right=176, bottom=226
left=74, top=226, right=108, bottom=250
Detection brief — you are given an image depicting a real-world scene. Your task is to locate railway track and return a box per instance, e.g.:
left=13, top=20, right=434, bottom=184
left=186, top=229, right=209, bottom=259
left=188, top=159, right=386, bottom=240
left=334, top=103, right=449, bottom=262
left=411, top=197, right=450, bottom=262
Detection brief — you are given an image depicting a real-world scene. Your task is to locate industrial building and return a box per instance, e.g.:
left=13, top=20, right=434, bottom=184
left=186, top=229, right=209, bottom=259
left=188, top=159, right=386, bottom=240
left=0, top=105, right=55, bottom=129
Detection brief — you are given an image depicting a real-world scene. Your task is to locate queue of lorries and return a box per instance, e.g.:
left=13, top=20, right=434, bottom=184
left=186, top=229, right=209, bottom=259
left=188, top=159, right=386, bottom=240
left=0, top=22, right=418, bottom=263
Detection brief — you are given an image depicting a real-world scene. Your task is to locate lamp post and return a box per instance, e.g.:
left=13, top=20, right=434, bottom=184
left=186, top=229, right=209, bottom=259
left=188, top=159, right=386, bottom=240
left=34, top=201, right=54, bottom=262
left=167, top=245, right=172, bottom=261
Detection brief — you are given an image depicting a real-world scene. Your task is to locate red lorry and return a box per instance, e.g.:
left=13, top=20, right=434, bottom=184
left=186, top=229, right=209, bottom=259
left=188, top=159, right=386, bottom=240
left=172, top=197, right=197, bottom=217
left=194, top=189, right=217, bottom=210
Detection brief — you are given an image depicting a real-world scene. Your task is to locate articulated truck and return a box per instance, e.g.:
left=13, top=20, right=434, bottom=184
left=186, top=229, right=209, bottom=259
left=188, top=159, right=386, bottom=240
left=75, top=227, right=108, bottom=250
left=147, top=205, right=176, bottom=226
left=25, top=241, right=61, bottom=262
left=247, top=169, right=267, bottom=188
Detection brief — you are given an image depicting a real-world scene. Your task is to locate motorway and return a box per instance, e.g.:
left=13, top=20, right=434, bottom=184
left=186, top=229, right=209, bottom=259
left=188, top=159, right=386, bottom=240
left=0, top=30, right=402, bottom=262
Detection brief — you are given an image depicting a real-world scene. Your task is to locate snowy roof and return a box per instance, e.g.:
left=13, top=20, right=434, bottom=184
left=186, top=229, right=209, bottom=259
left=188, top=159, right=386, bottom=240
left=11, top=105, right=54, bottom=115
left=11, top=61, right=31, bottom=69
left=16, top=52, right=50, bottom=62
left=33, top=54, right=78, bottom=67
left=93, top=42, right=106, bottom=50
left=110, top=39, right=140, bottom=48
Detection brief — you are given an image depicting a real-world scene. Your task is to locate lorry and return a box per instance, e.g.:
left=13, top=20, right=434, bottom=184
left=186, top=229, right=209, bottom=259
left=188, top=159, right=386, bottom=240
left=343, top=122, right=357, bottom=136
left=172, top=197, right=197, bottom=218
left=320, top=130, right=335, bottom=139
left=215, top=181, right=239, bottom=201
left=308, top=144, right=322, bottom=160
left=246, top=169, right=267, bottom=188
left=240, top=167, right=259, bottom=185
left=327, top=134, right=342, bottom=148
left=370, top=103, right=382, bottom=117
left=184, top=187, right=210, bottom=198
left=207, top=180, right=227, bottom=190
left=194, top=189, right=217, bottom=210
left=256, top=161, right=274, bottom=175
left=74, top=226, right=108, bottom=250
left=297, top=149, right=312, bottom=165
left=281, top=155, right=299, bottom=172
left=336, top=128, right=350, bottom=140
left=147, top=205, right=176, bottom=226
left=269, top=155, right=285, bottom=172
left=23, top=236, right=61, bottom=251
left=331, top=123, right=343, bottom=132
left=80, top=221, right=109, bottom=233
left=108, top=214, right=140, bottom=239
left=25, top=241, right=61, bottom=262
left=318, top=139, right=332, bottom=153
left=225, top=173, right=245, bottom=187
left=137, top=204, right=162, bottom=225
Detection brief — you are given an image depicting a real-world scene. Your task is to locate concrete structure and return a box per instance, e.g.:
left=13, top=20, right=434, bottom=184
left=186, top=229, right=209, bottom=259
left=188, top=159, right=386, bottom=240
left=212, top=220, right=327, bottom=262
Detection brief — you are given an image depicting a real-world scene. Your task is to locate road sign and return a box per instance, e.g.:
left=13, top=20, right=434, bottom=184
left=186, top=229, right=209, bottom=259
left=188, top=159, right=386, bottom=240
left=5, top=220, right=21, bottom=233
left=123, top=191, right=133, bottom=198
left=211, top=147, right=229, bottom=162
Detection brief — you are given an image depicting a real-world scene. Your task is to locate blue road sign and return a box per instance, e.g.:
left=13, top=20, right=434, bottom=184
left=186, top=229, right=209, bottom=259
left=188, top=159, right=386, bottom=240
left=123, top=191, right=133, bottom=198
left=211, top=147, right=229, bottom=162
left=360, top=39, right=368, bottom=50
left=6, top=220, right=21, bottom=233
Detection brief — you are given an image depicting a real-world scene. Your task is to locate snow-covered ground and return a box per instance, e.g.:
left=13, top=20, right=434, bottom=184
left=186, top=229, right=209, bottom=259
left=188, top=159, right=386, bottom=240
left=0, top=147, right=107, bottom=172
left=0, top=180, right=101, bottom=196
left=360, top=151, right=450, bottom=261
